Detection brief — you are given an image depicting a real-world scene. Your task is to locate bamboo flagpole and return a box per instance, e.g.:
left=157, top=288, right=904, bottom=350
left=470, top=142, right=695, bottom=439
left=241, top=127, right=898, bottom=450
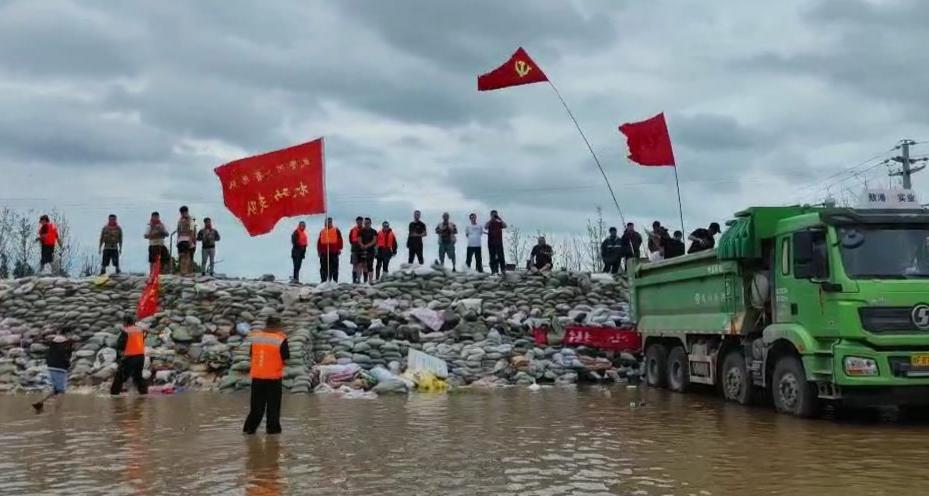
left=672, top=165, right=685, bottom=236
left=546, top=81, right=626, bottom=226
left=477, top=47, right=625, bottom=225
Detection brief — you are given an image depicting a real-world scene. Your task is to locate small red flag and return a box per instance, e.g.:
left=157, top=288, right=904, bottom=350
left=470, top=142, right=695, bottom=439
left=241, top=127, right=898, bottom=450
left=215, top=138, right=326, bottom=236
left=478, top=47, right=549, bottom=91
left=619, top=113, right=676, bottom=166
left=137, top=258, right=160, bottom=320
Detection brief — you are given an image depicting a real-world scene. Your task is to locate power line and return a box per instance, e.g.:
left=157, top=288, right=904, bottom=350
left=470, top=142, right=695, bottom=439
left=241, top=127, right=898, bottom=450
left=788, top=146, right=895, bottom=201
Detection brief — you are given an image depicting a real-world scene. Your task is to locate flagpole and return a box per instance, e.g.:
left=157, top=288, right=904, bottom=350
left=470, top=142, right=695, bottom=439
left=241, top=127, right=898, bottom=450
left=672, top=165, right=685, bottom=236
left=546, top=81, right=625, bottom=226
left=322, top=137, right=330, bottom=285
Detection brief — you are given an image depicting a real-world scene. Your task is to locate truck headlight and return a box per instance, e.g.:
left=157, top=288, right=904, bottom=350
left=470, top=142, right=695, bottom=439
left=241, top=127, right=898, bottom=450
left=844, top=357, right=878, bottom=376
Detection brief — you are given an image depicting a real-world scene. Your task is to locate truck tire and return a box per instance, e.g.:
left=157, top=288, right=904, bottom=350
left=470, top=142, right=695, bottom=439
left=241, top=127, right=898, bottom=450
left=667, top=346, right=690, bottom=393
left=645, top=343, right=668, bottom=388
left=771, top=355, right=819, bottom=417
left=721, top=350, right=752, bottom=405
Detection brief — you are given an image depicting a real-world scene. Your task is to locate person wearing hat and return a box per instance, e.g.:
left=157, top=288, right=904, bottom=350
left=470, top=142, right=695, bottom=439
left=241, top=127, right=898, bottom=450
left=32, top=328, right=73, bottom=412
left=243, top=316, right=290, bottom=435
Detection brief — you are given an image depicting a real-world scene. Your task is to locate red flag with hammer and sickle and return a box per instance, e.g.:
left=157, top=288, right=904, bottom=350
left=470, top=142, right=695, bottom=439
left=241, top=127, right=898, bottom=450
left=214, top=138, right=326, bottom=236
left=477, top=47, right=549, bottom=91
left=136, top=257, right=160, bottom=320
left=619, top=113, right=676, bottom=167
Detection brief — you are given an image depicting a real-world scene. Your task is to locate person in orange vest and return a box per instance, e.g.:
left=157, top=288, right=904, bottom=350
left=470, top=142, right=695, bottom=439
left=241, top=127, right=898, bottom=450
left=36, top=214, right=63, bottom=274
left=290, top=221, right=308, bottom=283
left=243, top=316, right=290, bottom=435
left=110, top=316, right=148, bottom=395
left=316, top=217, right=343, bottom=283
left=375, top=221, right=398, bottom=280
left=348, top=216, right=363, bottom=283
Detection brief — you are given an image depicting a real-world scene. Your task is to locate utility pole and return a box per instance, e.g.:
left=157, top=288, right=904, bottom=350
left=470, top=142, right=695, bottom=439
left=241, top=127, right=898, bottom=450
left=889, top=139, right=927, bottom=189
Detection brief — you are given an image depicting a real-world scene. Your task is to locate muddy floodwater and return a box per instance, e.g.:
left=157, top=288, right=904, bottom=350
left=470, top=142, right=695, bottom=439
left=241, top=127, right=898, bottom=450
left=1, top=386, right=927, bottom=496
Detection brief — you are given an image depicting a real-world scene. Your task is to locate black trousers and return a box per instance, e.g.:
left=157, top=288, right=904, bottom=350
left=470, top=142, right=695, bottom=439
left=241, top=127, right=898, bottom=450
left=376, top=249, right=393, bottom=280
left=40, top=245, right=54, bottom=269
left=407, top=239, right=423, bottom=264
left=292, top=256, right=304, bottom=282
left=101, top=249, right=120, bottom=272
left=488, top=244, right=505, bottom=274
left=603, top=261, right=620, bottom=274
left=466, top=247, right=483, bottom=272
left=110, top=355, right=148, bottom=395
left=319, top=253, right=339, bottom=282
left=243, top=378, right=282, bottom=434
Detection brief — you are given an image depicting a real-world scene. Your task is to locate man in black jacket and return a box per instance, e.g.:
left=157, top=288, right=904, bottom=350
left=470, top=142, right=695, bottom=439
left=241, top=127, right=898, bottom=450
left=688, top=222, right=721, bottom=254
left=663, top=231, right=686, bottom=258
left=32, top=328, right=73, bottom=412
left=601, top=227, right=623, bottom=274
left=620, top=223, right=643, bottom=272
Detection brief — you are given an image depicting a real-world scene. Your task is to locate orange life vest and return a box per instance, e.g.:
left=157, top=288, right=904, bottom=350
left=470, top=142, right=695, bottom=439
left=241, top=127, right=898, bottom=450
left=349, top=226, right=361, bottom=245
left=376, top=229, right=396, bottom=248
left=294, top=228, right=308, bottom=247
left=249, top=331, right=285, bottom=380
left=40, top=223, right=59, bottom=246
left=319, top=227, right=339, bottom=245
left=124, top=326, right=145, bottom=356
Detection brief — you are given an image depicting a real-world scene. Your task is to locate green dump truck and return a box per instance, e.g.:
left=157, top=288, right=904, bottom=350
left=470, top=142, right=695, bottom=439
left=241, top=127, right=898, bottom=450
left=631, top=206, right=929, bottom=416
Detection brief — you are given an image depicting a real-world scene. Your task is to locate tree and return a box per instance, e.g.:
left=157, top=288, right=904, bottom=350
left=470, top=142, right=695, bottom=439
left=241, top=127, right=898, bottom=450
left=506, top=225, right=529, bottom=269
left=11, top=211, right=36, bottom=278
left=0, top=208, right=13, bottom=279
left=583, top=207, right=606, bottom=271
left=49, top=208, right=78, bottom=277
left=79, top=249, right=96, bottom=277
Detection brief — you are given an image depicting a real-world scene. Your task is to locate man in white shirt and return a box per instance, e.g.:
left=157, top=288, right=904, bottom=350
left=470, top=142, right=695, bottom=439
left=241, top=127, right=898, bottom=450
left=465, top=213, right=484, bottom=272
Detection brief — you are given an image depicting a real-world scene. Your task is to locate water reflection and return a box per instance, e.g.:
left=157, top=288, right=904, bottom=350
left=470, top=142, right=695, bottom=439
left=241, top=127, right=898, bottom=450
left=246, top=437, right=282, bottom=496
left=1, top=387, right=928, bottom=495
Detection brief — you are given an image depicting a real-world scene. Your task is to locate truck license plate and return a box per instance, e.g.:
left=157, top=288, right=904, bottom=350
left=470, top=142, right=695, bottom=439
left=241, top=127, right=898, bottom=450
left=911, top=354, right=929, bottom=368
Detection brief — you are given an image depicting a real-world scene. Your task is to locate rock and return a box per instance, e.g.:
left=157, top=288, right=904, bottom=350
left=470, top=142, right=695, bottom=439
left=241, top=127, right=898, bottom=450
left=0, top=269, right=634, bottom=392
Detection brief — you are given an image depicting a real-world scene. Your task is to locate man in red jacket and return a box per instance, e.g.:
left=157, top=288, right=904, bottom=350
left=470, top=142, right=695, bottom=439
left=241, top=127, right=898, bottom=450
left=36, top=215, right=62, bottom=274
left=317, top=217, right=343, bottom=283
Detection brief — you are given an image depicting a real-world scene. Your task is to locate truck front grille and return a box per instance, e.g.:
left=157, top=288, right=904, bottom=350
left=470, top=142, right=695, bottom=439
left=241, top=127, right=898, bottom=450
left=859, top=307, right=917, bottom=333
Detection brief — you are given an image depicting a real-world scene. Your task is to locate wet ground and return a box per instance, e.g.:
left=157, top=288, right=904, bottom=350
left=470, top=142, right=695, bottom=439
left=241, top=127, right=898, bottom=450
left=1, top=386, right=927, bottom=495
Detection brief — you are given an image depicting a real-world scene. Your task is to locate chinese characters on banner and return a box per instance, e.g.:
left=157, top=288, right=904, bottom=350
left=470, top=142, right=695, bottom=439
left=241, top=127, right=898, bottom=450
left=532, top=325, right=641, bottom=352
left=859, top=188, right=920, bottom=210
left=214, top=138, right=326, bottom=236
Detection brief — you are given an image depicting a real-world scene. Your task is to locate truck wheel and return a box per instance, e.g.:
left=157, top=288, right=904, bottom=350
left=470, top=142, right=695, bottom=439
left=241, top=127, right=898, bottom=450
left=667, top=346, right=690, bottom=393
left=721, top=350, right=752, bottom=405
left=771, top=355, right=819, bottom=417
left=645, top=343, right=668, bottom=388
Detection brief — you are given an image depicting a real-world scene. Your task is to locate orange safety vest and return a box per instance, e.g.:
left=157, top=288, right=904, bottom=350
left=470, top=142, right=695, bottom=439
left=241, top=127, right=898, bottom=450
left=319, top=227, right=339, bottom=245
left=124, top=326, right=145, bottom=357
left=376, top=229, right=396, bottom=248
left=249, top=331, right=285, bottom=380
left=294, top=228, right=308, bottom=247
left=349, top=226, right=361, bottom=245
left=40, top=223, right=59, bottom=246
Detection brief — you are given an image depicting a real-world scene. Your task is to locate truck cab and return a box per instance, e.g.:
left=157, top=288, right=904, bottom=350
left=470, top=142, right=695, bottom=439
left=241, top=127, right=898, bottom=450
left=632, top=206, right=929, bottom=416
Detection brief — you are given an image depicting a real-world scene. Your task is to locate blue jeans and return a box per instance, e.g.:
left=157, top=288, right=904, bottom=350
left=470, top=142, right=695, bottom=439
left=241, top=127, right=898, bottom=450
left=48, top=368, right=68, bottom=394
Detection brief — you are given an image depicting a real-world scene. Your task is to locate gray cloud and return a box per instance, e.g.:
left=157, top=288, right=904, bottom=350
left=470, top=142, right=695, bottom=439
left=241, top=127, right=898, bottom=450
left=0, top=0, right=927, bottom=278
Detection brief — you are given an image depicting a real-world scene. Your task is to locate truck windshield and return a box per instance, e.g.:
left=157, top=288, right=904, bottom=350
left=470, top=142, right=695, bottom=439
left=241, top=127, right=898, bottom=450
left=838, top=226, right=929, bottom=279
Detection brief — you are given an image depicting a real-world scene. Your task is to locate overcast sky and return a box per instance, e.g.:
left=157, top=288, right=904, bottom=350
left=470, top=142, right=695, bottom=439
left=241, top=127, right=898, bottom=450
left=2, top=0, right=928, bottom=279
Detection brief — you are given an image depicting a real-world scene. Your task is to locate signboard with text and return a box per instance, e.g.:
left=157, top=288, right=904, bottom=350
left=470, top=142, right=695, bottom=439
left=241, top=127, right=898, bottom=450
left=858, top=188, right=920, bottom=209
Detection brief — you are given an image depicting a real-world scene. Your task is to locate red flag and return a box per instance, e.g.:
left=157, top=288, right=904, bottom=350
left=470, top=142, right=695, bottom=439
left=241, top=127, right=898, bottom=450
left=214, top=138, right=326, bottom=236
left=137, top=258, right=160, bottom=320
left=619, top=113, right=676, bottom=166
left=478, top=47, right=548, bottom=91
